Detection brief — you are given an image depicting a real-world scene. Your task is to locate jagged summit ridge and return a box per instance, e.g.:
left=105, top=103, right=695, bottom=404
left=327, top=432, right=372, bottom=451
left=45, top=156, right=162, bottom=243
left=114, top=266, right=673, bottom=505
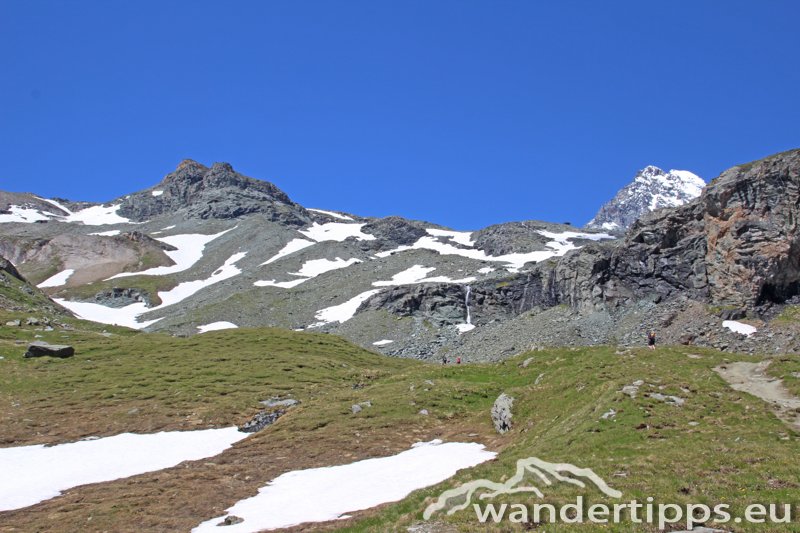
left=116, top=160, right=311, bottom=225
left=586, top=165, right=704, bottom=232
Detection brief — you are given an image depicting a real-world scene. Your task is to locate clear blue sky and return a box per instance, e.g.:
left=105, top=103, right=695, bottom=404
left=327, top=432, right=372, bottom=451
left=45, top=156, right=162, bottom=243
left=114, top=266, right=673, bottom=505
left=1, top=1, right=798, bottom=230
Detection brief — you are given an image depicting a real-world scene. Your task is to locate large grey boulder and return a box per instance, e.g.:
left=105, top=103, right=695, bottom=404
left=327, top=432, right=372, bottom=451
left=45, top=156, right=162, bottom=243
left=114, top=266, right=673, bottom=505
left=24, top=341, right=74, bottom=358
left=491, top=393, right=514, bottom=434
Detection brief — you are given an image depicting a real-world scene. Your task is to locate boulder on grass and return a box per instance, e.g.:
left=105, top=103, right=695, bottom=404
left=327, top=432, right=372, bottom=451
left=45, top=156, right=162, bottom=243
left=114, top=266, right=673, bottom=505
left=24, top=341, right=74, bottom=359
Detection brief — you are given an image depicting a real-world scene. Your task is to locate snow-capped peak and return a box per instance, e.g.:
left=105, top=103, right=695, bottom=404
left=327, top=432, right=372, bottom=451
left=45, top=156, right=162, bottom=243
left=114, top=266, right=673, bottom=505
left=586, top=166, right=704, bottom=232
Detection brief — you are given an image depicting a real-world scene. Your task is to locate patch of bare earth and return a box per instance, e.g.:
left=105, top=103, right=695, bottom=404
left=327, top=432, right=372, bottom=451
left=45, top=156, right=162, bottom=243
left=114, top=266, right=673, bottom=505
left=714, top=359, right=800, bottom=431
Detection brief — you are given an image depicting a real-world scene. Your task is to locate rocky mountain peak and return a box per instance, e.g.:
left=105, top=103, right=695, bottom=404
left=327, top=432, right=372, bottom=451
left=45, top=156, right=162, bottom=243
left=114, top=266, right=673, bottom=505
left=118, top=161, right=309, bottom=225
left=585, top=165, right=704, bottom=232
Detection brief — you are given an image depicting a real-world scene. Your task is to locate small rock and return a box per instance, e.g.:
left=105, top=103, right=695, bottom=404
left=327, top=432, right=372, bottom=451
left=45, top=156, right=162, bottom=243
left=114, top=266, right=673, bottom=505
left=351, top=404, right=362, bottom=414
left=600, top=409, right=617, bottom=420
left=534, top=373, right=545, bottom=385
left=127, top=408, right=139, bottom=415
left=491, top=393, right=514, bottom=434
left=424, top=379, right=435, bottom=386
left=259, top=398, right=300, bottom=409
left=25, top=317, right=40, bottom=326
left=24, top=341, right=75, bottom=359
left=418, top=409, right=429, bottom=416
left=218, top=515, right=244, bottom=526
left=649, top=393, right=686, bottom=406
left=5, top=320, right=20, bottom=327
left=360, top=400, right=372, bottom=408
left=521, top=357, right=534, bottom=368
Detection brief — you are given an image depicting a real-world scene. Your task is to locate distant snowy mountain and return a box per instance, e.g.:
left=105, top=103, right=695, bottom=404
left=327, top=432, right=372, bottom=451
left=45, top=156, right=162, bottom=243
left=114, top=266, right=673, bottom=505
left=585, top=166, right=705, bottom=232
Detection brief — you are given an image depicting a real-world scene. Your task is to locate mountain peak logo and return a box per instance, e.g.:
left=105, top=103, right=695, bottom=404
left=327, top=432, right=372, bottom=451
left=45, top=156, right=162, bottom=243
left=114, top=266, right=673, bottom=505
left=423, top=457, right=621, bottom=520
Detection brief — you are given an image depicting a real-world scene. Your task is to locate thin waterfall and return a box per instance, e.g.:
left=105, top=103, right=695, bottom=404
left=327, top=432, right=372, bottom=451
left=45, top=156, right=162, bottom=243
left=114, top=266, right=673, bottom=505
left=465, top=285, right=472, bottom=325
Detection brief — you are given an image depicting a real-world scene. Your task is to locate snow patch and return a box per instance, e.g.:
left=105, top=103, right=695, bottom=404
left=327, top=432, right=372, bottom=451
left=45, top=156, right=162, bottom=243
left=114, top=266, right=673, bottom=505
left=307, top=208, right=354, bottom=221
left=57, top=252, right=248, bottom=329
left=311, top=290, right=381, bottom=326
left=426, top=228, right=474, bottom=247
left=89, top=230, right=121, bottom=236
left=455, top=324, right=476, bottom=333
left=37, top=269, right=75, bottom=288
left=108, top=228, right=234, bottom=280
left=723, top=320, right=757, bottom=337
left=197, top=321, right=238, bottom=333
left=0, top=205, right=55, bottom=223
left=300, top=222, right=376, bottom=242
left=478, top=267, right=495, bottom=274
left=151, top=190, right=164, bottom=197
left=0, top=428, right=248, bottom=512
left=376, top=230, right=613, bottom=270
left=255, top=257, right=362, bottom=289
left=261, top=239, right=316, bottom=265
left=373, top=339, right=394, bottom=346
left=192, top=440, right=495, bottom=533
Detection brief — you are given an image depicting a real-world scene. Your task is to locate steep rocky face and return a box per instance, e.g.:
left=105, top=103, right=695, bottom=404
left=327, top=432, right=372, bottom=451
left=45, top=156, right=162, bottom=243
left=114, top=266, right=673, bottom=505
left=586, top=166, right=704, bottom=232
left=472, top=221, right=584, bottom=255
left=117, top=160, right=312, bottom=225
left=360, top=216, right=430, bottom=251
left=355, top=149, right=800, bottom=344
left=564, top=149, right=800, bottom=311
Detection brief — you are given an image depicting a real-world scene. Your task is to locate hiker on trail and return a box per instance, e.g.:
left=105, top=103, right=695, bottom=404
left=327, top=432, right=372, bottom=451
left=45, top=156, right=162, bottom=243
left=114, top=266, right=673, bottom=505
left=442, top=355, right=448, bottom=365
left=647, top=330, right=656, bottom=350
left=456, top=356, right=462, bottom=365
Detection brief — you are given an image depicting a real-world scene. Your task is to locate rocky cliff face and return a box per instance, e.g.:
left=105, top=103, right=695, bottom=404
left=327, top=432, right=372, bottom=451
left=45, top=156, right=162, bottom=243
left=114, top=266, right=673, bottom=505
left=117, top=160, right=312, bottom=225
left=586, top=166, right=705, bottom=232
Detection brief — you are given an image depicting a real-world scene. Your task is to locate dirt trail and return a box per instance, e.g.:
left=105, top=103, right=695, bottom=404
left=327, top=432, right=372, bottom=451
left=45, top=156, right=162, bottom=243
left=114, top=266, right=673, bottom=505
left=714, top=360, right=800, bottom=432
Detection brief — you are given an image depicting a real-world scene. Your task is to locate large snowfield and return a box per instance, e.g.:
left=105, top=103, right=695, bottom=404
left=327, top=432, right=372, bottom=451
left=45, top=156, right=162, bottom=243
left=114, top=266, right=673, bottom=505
left=0, top=428, right=248, bottom=512
left=193, top=439, right=496, bottom=532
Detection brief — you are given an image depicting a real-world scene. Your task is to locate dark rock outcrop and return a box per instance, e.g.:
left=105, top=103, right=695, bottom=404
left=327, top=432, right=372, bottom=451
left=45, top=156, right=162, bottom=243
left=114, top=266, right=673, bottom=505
left=360, top=216, right=430, bottom=251
left=238, top=409, right=285, bottom=433
left=117, top=160, right=312, bottom=225
left=24, top=341, right=74, bottom=358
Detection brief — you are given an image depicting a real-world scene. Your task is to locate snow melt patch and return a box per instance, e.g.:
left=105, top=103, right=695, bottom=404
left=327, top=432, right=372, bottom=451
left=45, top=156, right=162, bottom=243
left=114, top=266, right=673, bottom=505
left=89, top=229, right=121, bottom=236
left=192, top=440, right=495, bottom=533
left=375, top=230, right=613, bottom=270
left=57, top=252, right=248, bottom=329
left=151, top=190, right=164, bottom=197
left=307, top=208, right=354, bottom=221
left=262, top=239, right=316, bottom=266
left=373, top=339, right=394, bottom=346
left=197, top=321, right=238, bottom=333
left=300, top=222, right=376, bottom=242
left=0, top=428, right=248, bottom=512
left=0, top=205, right=56, bottom=223
left=723, top=320, right=757, bottom=337
left=255, top=257, right=362, bottom=289
left=36, top=269, right=75, bottom=288
left=455, top=324, right=476, bottom=333
left=426, top=228, right=474, bottom=247
left=109, top=228, right=234, bottom=280
left=312, top=290, right=382, bottom=326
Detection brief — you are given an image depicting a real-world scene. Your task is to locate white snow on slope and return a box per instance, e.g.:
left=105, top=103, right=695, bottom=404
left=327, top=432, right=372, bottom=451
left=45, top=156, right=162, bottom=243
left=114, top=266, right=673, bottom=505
left=311, top=265, right=476, bottom=327
left=198, top=321, right=238, bottom=333
left=373, top=339, right=394, bottom=346
left=89, top=230, right=121, bottom=236
left=40, top=198, right=132, bottom=226
left=57, top=252, right=248, bottom=329
left=307, top=208, right=354, bottom=221
left=255, top=257, right=362, bottom=289
left=109, top=228, right=234, bottom=280
left=0, top=205, right=56, bottom=223
left=372, top=265, right=475, bottom=287
left=262, top=238, right=316, bottom=265
left=426, top=228, right=474, bottom=247
left=0, top=428, right=248, bottom=512
left=192, top=439, right=495, bottom=533
left=312, top=290, right=382, bottom=326
left=300, top=222, right=376, bottom=242
left=376, top=230, right=613, bottom=270
left=723, top=320, right=758, bottom=337
left=36, top=269, right=75, bottom=288
left=151, top=190, right=164, bottom=197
